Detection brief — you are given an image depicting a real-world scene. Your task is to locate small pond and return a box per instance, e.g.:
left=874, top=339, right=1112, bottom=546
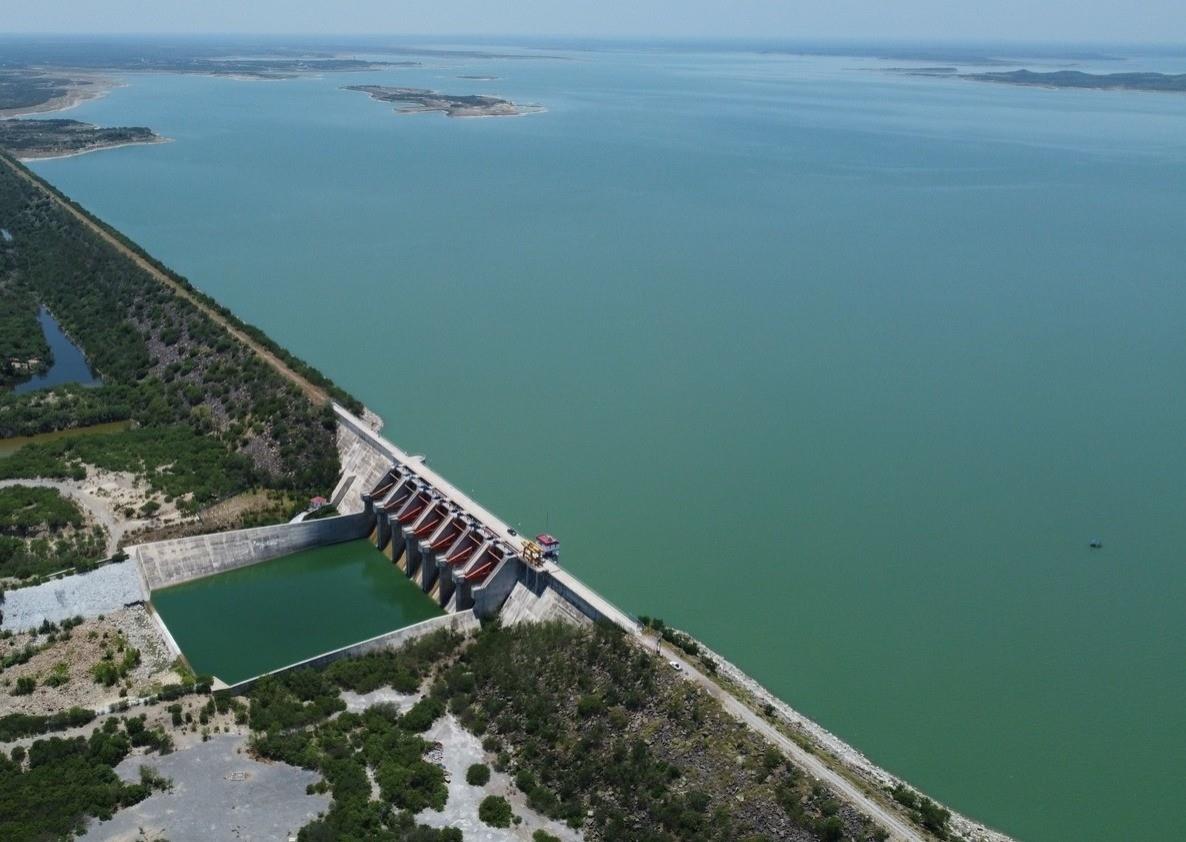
left=12, top=308, right=100, bottom=394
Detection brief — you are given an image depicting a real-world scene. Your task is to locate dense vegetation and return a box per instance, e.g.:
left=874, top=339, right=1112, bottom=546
left=239, top=621, right=888, bottom=841
left=0, top=706, right=95, bottom=741
left=479, top=794, right=513, bottom=827
left=237, top=621, right=888, bottom=841
left=0, top=383, right=131, bottom=437
left=247, top=630, right=464, bottom=841
left=0, top=716, right=171, bottom=841
left=0, top=426, right=253, bottom=510
left=441, top=621, right=883, bottom=842
left=0, top=153, right=362, bottom=573
left=0, top=280, right=50, bottom=388
left=0, top=484, right=106, bottom=579
left=0, top=620, right=901, bottom=841
left=0, top=484, right=85, bottom=534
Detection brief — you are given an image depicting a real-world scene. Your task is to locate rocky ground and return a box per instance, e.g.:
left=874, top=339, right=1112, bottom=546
left=122, top=489, right=300, bottom=545
left=0, top=561, right=148, bottom=632
left=82, top=732, right=327, bottom=842
left=2, top=656, right=580, bottom=841
left=0, top=605, right=177, bottom=714
left=417, top=713, right=582, bottom=842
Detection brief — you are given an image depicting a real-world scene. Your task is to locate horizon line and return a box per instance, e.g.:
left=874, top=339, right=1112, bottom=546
left=1, top=32, right=1185, bottom=49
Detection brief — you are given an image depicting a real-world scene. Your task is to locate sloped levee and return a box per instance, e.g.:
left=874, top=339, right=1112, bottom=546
left=132, top=510, right=374, bottom=592
left=0, top=560, right=149, bottom=632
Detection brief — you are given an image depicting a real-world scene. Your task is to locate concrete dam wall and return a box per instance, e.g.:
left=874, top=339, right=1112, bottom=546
left=336, top=404, right=640, bottom=629
left=128, top=404, right=637, bottom=631
left=227, top=611, right=480, bottom=694
left=132, top=510, right=373, bottom=592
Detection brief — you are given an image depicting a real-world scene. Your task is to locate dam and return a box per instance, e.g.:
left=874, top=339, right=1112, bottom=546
left=0, top=404, right=636, bottom=685
left=0, top=404, right=634, bottom=683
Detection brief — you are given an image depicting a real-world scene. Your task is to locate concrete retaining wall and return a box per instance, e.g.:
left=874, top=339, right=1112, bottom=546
left=227, top=610, right=480, bottom=694
left=472, top=557, right=522, bottom=620
left=133, top=512, right=373, bottom=592
left=333, top=413, right=396, bottom=515
left=539, top=567, right=639, bottom=631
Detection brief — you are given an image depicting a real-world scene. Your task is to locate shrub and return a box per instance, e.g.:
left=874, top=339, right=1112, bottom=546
left=817, top=815, right=844, bottom=841
left=916, top=796, right=951, bottom=834
left=891, top=784, right=918, bottom=809
left=466, top=763, right=490, bottom=786
left=479, top=795, right=513, bottom=828
left=400, top=696, right=444, bottom=732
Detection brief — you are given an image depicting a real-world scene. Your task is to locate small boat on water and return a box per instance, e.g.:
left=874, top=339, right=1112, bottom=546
left=1089, top=539, right=1103, bottom=549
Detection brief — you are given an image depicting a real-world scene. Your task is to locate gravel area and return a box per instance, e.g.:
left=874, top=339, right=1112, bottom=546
left=82, top=733, right=328, bottom=842
left=340, top=687, right=420, bottom=713
left=0, top=605, right=177, bottom=716
left=1, top=560, right=147, bottom=632
left=415, top=714, right=582, bottom=842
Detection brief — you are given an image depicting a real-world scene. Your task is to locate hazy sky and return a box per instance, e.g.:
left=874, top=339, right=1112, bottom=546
left=5, top=0, right=1184, bottom=43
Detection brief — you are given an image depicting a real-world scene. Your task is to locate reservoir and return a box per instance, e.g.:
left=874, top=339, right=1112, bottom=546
left=151, top=540, right=442, bottom=685
left=29, top=45, right=1186, bottom=841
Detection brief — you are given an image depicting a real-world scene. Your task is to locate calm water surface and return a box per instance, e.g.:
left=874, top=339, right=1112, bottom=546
left=30, top=46, right=1186, bottom=841
left=152, top=540, right=442, bottom=684
left=0, top=420, right=133, bottom=458
left=12, top=308, right=99, bottom=394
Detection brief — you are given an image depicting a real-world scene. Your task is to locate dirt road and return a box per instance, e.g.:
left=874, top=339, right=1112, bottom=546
left=0, top=477, right=153, bottom=555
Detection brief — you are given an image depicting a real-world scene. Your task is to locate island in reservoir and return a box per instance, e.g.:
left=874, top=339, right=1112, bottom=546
left=965, top=69, right=1186, bottom=92
left=344, top=84, right=542, bottom=117
left=893, top=66, right=1186, bottom=94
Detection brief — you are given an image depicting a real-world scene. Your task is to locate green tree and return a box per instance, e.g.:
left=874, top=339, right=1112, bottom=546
left=466, top=763, right=490, bottom=786
left=479, top=795, right=513, bottom=828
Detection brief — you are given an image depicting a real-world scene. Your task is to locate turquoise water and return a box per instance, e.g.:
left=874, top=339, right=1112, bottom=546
left=30, top=46, right=1186, bottom=840
left=152, top=540, right=442, bottom=685
left=12, top=308, right=98, bottom=394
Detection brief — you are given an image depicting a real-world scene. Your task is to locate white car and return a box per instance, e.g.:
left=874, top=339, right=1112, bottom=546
left=668, top=660, right=682, bottom=671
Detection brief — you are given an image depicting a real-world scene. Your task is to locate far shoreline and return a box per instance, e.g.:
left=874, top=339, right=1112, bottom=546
left=0, top=74, right=121, bottom=121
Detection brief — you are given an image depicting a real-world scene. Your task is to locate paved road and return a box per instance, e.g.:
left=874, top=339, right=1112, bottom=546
left=645, top=634, right=925, bottom=842
left=1, top=155, right=330, bottom=406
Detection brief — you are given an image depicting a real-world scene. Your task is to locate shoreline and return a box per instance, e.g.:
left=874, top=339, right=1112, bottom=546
left=2, top=67, right=1010, bottom=840
left=687, top=633, right=1015, bottom=842
left=450, top=105, right=547, bottom=119
left=17, top=135, right=172, bottom=163
left=0, top=74, right=121, bottom=120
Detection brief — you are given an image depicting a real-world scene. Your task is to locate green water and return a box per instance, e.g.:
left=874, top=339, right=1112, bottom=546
left=27, top=42, right=1186, bottom=840
left=0, top=420, right=133, bottom=458
left=151, top=540, right=442, bottom=684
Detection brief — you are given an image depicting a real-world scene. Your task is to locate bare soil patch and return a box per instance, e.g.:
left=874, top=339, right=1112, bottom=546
left=0, top=605, right=178, bottom=715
